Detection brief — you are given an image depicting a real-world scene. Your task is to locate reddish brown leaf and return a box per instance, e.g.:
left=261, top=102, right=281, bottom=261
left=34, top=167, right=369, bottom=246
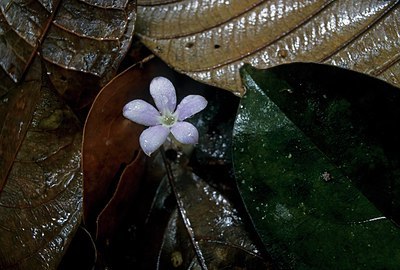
left=96, top=151, right=146, bottom=245
left=82, top=58, right=156, bottom=234
left=0, top=58, right=83, bottom=269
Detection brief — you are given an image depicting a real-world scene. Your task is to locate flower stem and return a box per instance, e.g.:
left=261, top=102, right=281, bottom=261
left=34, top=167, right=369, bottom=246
left=159, top=146, right=208, bottom=270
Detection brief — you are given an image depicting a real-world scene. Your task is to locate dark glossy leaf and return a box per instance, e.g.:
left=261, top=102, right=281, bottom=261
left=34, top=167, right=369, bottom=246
left=137, top=0, right=400, bottom=95
left=192, top=87, right=239, bottom=167
left=0, top=58, right=82, bottom=269
left=233, top=63, right=400, bottom=269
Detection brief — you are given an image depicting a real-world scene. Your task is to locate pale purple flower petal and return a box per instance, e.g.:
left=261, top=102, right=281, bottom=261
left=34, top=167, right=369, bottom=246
left=175, top=95, right=208, bottom=121
left=123, top=76, right=207, bottom=155
left=140, top=125, right=170, bottom=156
left=170, top=122, right=199, bottom=144
left=150, top=77, right=176, bottom=114
left=123, top=100, right=160, bottom=126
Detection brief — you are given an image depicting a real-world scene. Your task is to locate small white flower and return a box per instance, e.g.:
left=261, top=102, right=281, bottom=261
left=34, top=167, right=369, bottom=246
left=123, top=77, right=207, bottom=156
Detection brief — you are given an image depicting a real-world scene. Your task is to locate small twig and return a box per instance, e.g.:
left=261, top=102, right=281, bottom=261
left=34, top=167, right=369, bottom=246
left=138, top=54, right=155, bottom=68
left=159, top=146, right=208, bottom=270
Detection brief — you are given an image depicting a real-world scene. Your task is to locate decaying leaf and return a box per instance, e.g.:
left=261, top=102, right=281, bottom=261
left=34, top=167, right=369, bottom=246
left=136, top=0, right=400, bottom=96
left=0, top=0, right=136, bottom=109
left=0, top=59, right=83, bottom=269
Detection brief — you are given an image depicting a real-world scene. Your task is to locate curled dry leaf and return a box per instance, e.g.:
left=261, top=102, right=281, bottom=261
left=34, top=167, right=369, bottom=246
left=0, top=0, right=136, bottom=109
left=136, top=0, right=400, bottom=96
left=0, top=58, right=83, bottom=269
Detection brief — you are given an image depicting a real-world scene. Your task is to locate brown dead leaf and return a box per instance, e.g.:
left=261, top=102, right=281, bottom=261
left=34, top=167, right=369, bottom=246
left=0, top=58, right=82, bottom=269
left=0, top=0, right=136, bottom=110
left=136, top=0, right=400, bottom=96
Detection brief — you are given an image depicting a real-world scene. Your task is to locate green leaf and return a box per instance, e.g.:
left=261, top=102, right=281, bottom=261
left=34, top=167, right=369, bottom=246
left=233, top=63, right=400, bottom=269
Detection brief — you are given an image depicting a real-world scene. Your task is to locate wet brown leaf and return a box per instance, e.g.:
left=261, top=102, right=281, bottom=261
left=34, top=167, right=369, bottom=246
left=149, top=166, right=272, bottom=269
left=136, top=0, right=400, bottom=96
left=0, top=0, right=136, bottom=109
left=0, top=58, right=83, bottom=269
left=0, top=59, right=41, bottom=192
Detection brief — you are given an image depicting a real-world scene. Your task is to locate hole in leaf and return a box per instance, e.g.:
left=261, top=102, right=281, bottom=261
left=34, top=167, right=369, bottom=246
left=214, top=44, right=221, bottom=49
left=185, top=42, right=194, bottom=49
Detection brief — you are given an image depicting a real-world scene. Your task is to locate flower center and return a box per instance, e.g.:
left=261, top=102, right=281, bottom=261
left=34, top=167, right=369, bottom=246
left=160, top=112, right=177, bottom=127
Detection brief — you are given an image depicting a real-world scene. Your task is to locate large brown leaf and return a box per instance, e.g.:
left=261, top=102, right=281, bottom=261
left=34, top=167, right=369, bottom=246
left=0, top=58, right=82, bottom=269
left=0, top=0, right=136, bottom=109
left=136, top=0, right=400, bottom=96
